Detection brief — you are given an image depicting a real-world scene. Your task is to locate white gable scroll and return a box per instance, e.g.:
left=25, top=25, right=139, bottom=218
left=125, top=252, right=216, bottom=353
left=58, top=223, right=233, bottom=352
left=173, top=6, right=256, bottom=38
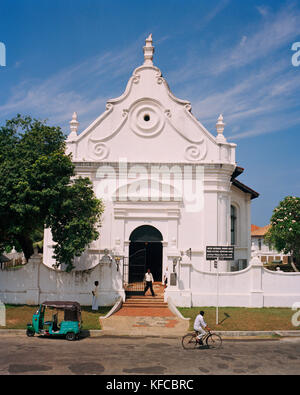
left=66, top=35, right=236, bottom=164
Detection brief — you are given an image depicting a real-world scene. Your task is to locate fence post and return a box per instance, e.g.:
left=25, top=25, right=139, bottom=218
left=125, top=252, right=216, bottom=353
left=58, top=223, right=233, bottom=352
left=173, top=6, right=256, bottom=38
left=26, top=248, right=41, bottom=305
left=177, top=254, right=192, bottom=307
left=0, top=301, right=5, bottom=326
left=249, top=252, right=264, bottom=307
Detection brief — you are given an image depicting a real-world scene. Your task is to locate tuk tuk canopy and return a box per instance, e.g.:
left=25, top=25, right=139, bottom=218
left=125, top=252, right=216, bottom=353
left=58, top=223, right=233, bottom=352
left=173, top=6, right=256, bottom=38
left=41, top=301, right=81, bottom=322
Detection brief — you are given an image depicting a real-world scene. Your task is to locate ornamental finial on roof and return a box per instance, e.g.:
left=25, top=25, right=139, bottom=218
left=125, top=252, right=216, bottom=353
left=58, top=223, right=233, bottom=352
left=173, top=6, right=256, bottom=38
left=143, top=34, right=154, bottom=65
left=68, top=111, right=79, bottom=140
left=216, top=114, right=227, bottom=143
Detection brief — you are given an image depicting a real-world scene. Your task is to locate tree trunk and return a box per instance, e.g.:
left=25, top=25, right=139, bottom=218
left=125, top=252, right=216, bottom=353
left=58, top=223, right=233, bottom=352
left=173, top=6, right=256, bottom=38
left=291, top=254, right=299, bottom=272
left=16, top=235, right=34, bottom=262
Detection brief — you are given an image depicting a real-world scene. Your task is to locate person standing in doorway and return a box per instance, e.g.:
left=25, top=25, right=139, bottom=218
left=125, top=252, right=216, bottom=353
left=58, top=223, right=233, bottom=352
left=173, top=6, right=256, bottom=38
left=144, top=268, right=155, bottom=296
left=92, top=281, right=99, bottom=311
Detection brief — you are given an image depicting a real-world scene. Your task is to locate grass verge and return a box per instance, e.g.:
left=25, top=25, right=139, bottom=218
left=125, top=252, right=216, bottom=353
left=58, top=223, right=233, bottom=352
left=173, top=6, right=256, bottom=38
left=2, top=304, right=112, bottom=330
left=177, top=306, right=300, bottom=332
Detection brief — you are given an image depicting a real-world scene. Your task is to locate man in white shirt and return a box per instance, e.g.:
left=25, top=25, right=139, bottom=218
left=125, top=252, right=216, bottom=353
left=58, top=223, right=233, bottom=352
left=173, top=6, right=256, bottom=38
left=193, top=310, right=210, bottom=345
left=92, top=281, right=99, bottom=310
left=144, top=268, right=155, bottom=296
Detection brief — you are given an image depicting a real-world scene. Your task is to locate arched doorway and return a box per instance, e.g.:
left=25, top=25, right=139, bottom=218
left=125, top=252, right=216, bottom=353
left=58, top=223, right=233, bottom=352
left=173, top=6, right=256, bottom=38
left=129, top=225, right=163, bottom=284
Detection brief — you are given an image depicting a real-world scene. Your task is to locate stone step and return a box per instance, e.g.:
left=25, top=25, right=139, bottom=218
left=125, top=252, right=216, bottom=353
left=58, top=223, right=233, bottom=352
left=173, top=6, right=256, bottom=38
left=115, top=307, right=173, bottom=316
left=127, top=292, right=164, bottom=298
left=125, top=299, right=165, bottom=301
left=123, top=302, right=168, bottom=307
left=124, top=302, right=166, bottom=306
left=122, top=305, right=168, bottom=311
left=124, top=304, right=166, bottom=308
left=126, top=297, right=164, bottom=301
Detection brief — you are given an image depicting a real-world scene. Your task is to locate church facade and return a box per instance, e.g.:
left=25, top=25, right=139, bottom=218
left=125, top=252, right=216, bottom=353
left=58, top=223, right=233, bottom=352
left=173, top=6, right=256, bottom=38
left=43, top=36, right=259, bottom=304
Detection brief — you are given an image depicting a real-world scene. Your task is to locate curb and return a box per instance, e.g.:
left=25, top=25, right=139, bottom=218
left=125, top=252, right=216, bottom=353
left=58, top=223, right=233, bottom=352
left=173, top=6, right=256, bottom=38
left=215, top=330, right=300, bottom=337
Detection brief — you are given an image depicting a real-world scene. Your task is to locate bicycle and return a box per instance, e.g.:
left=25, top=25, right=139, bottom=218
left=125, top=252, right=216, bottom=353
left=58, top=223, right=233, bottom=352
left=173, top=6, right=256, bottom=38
left=182, top=330, right=222, bottom=350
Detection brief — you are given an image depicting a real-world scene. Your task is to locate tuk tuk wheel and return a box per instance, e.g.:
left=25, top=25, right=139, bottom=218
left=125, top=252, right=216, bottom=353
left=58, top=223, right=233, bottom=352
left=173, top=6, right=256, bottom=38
left=66, top=332, right=76, bottom=341
left=26, top=329, right=35, bottom=337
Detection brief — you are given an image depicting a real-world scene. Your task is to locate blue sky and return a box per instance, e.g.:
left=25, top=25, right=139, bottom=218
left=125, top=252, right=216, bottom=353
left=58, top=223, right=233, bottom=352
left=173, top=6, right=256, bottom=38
left=0, top=0, right=300, bottom=226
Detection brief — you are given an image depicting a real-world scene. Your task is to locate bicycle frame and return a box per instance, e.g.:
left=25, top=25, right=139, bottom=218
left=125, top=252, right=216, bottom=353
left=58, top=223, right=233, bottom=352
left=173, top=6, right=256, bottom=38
left=182, top=330, right=222, bottom=350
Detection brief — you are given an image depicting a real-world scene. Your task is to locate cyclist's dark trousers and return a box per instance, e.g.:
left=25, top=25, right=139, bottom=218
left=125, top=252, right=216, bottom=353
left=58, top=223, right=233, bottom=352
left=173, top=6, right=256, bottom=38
left=144, top=281, right=155, bottom=296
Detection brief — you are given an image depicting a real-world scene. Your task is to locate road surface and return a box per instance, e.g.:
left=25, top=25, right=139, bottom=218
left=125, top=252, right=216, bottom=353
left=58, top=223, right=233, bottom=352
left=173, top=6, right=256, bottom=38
left=0, top=334, right=299, bottom=375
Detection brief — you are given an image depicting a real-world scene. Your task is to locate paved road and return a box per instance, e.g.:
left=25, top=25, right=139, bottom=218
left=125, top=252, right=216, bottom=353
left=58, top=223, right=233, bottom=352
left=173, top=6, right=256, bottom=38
left=0, top=335, right=299, bottom=375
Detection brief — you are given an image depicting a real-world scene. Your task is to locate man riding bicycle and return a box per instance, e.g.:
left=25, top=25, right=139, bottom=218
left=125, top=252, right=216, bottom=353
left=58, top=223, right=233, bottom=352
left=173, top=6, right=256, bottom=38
left=193, top=310, right=210, bottom=346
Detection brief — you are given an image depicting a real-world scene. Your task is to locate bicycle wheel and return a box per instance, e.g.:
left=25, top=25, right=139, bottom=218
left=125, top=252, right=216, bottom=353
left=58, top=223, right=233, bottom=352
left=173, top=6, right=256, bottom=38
left=206, top=333, right=222, bottom=349
left=182, top=334, right=198, bottom=350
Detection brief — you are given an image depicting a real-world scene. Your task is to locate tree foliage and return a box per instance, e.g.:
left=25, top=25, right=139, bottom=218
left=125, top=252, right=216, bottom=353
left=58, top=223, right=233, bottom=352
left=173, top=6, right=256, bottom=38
left=0, top=115, right=104, bottom=271
left=265, top=196, right=300, bottom=268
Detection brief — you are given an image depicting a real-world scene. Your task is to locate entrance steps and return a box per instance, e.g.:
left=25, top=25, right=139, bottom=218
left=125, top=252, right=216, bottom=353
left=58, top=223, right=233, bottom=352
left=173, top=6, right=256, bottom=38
left=123, top=295, right=167, bottom=309
left=99, top=284, right=190, bottom=336
left=115, top=283, right=170, bottom=316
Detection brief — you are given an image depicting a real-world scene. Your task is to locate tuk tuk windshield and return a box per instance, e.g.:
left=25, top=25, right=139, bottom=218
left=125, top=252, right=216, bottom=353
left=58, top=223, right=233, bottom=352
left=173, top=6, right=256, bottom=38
left=41, top=301, right=81, bottom=322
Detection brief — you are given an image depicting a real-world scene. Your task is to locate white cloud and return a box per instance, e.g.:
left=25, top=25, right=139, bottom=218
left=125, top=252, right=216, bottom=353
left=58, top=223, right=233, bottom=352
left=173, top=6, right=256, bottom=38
left=189, top=62, right=300, bottom=140
left=0, top=39, right=142, bottom=133
left=167, top=4, right=300, bottom=140
left=196, top=0, right=231, bottom=30
left=256, top=5, right=271, bottom=17
left=213, top=5, right=300, bottom=74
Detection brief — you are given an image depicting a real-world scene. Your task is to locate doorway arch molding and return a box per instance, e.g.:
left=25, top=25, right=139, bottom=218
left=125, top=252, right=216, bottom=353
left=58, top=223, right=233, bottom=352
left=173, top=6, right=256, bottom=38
left=129, top=225, right=163, bottom=243
left=128, top=224, right=163, bottom=284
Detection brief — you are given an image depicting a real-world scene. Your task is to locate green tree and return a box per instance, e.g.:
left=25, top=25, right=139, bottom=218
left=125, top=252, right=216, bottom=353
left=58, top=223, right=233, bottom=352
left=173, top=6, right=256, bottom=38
left=265, top=196, right=300, bottom=272
left=0, top=115, right=104, bottom=271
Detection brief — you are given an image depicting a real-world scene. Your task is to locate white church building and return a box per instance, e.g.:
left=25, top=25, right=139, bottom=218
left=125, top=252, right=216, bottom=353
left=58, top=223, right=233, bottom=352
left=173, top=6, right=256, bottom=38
left=42, top=35, right=262, bottom=305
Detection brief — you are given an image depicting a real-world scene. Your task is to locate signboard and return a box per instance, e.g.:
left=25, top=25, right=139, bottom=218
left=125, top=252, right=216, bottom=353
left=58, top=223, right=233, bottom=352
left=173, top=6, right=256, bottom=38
left=206, top=246, right=234, bottom=261
left=206, top=246, right=234, bottom=325
left=170, top=273, right=177, bottom=286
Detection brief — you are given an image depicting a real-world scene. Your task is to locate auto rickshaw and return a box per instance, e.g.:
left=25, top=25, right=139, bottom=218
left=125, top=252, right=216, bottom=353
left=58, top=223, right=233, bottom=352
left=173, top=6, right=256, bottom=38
left=26, top=301, right=82, bottom=341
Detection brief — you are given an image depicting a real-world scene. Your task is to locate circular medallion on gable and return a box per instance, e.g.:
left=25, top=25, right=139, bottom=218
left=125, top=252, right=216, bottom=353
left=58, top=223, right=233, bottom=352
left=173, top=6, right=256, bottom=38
left=129, top=100, right=165, bottom=138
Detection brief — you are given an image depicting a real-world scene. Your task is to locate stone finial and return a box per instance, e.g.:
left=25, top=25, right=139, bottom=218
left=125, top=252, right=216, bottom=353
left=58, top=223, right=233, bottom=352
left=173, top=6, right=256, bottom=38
left=251, top=242, right=258, bottom=258
left=250, top=242, right=263, bottom=266
left=216, top=114, right=227, bottom=143
left=68, top=112, right=79, bottom=141
left=143, top=34, right=154, bottom=65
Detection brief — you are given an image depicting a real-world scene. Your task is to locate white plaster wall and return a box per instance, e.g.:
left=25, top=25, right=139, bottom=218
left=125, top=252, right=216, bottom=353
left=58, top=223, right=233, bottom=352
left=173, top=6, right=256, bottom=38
left=2, top=255, right=299, bottom=308
left=43, top=162, right=252, bottom=275
left=165, top=260, right=300, bottom=308
left=229, top=186, right=251, bottom=268
left=262, top=268, right=300, bottom=306
left=0, top=255, right=124, bottom=306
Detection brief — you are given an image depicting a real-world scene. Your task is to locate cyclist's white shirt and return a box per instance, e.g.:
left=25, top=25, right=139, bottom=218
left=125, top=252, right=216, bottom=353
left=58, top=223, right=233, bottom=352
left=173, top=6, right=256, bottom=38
left=194, top=314, right=207, bottom=331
